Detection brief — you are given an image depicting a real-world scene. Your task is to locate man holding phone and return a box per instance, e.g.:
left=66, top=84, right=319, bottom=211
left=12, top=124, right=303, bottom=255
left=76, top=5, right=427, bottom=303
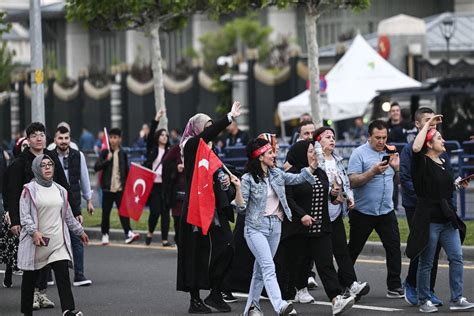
left=347, top=120, right=403, bottom=299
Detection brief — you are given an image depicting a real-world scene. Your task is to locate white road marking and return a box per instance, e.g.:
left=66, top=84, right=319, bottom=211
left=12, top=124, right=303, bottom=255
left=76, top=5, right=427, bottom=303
left=312, top=300, right=403, bottom=312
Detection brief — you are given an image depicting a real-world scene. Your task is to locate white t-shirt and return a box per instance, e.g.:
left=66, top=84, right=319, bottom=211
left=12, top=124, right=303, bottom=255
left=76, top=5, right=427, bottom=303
left=152, top=148, right=165, bottom=183
left=325, top=158, right=344, bottom=222
left=263, top=180, right=283, bottom=220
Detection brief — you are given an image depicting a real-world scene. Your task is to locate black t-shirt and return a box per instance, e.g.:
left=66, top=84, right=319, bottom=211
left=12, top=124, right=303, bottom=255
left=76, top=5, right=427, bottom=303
left=411, top=151, right=454, bottom=223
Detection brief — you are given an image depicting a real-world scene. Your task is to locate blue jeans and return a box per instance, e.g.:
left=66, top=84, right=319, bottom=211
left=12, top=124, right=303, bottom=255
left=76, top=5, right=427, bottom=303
left=244, top=216, right=287, bottom=315
left=69, top=230, right=85, bottom=279
left=417, top=223, right=463, bottom=303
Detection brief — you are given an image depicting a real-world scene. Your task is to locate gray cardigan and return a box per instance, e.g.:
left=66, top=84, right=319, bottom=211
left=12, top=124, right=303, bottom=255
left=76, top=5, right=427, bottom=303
left=17, top=181, right=84, bottom=271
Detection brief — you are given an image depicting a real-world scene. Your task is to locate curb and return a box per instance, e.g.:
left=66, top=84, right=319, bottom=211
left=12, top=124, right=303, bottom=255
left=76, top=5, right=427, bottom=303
left=84, top=228, right=474, bottom=262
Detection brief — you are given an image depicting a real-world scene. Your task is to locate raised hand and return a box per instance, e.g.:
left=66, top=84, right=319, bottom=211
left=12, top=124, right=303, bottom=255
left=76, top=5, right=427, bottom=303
left=230, top=101, right=241, bottom=118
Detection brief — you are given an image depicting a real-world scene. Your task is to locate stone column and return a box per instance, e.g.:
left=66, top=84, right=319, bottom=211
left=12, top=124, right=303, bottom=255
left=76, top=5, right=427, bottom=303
left=66, top=22, right=90, bottom=79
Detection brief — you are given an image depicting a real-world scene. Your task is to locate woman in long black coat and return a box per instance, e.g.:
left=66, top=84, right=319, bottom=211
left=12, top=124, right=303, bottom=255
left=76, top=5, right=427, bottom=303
left=177, top=101, right=241, bottom=314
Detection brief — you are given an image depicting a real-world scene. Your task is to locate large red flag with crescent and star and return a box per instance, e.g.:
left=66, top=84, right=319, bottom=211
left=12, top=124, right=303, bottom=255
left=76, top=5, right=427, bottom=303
left=119, top=163, right=156, bottom=221
left=187, top=138, right=223, bottom=235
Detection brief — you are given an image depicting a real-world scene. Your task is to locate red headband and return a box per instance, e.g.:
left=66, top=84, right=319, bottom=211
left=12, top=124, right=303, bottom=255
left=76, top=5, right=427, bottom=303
left=251, top=143, right=272, bottom=158
left=424, top=128, right=438, bottom=147
left=316, top=130, right=334, bottom=142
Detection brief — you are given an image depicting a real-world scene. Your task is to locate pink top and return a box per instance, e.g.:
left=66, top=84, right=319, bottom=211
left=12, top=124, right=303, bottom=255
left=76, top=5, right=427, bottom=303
left=263, top=180, right=283, bottom=220
left=152, top=148, right=165, bottom=183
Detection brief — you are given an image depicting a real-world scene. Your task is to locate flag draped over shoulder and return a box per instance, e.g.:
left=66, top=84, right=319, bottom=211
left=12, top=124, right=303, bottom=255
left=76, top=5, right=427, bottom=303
left=119, top=163, right=156, bottom=221
left=187, top=139, right=222, bottom=235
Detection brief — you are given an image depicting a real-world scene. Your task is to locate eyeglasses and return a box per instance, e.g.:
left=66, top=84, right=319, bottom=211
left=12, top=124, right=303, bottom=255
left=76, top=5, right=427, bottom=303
left=29, top=133, right=45, bottom=139
left=40, top=162, right=53, bottom=169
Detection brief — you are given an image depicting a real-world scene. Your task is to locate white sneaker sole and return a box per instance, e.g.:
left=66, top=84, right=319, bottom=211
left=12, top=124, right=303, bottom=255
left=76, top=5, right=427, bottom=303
left=333, top=298, right=354, bottom=315
left=73, top=280, right=92, bottom=287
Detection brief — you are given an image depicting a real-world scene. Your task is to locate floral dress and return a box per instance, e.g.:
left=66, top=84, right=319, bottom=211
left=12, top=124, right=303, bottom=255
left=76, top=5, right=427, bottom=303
left=0, top=212, right=19, bottom=268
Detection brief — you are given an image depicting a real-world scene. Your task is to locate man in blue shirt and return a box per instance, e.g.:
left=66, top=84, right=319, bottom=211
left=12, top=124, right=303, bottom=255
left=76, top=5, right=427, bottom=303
left=400, top=107, right=446, bottom=306
left=347, top=120, right=403, bottom=299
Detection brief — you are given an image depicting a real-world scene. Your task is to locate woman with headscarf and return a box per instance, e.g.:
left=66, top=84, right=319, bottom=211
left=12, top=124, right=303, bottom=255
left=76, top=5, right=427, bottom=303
left=143, top=109, right=171, bottom=246
left=176, top=101, right=241, bottom=314
left=17, top=154, right=89, bottom=316
left=1, top=137, right=28, bottom=287
left=282, top=140, right=355, bottom=315
left=407, top=115, right=474, bottom=313
left=232, top=138, right=317, bottom=316
left=313, top=127, right=370, bottom=301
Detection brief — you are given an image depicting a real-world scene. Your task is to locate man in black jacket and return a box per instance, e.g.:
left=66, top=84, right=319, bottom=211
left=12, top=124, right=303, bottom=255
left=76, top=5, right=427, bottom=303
left=5, top=122, right=79, bottom=310
left=52, top=125, right=94, bottom=287
left=94, top=128, right=139, bottom=245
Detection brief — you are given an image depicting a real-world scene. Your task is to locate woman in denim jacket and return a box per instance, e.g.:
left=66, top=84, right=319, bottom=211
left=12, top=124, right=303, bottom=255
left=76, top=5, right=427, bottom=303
left=233, top=138, right=317, bottom=316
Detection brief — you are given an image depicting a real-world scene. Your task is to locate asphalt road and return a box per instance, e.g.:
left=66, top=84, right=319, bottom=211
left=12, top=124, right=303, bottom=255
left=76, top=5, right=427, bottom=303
left=1, top=242, right=473, bottom=316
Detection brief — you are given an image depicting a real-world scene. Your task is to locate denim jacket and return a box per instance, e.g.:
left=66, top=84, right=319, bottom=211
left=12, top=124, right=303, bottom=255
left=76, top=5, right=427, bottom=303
left=237, top=167, right=315, bottom=229
left=318, top=152, right=354, bottom=216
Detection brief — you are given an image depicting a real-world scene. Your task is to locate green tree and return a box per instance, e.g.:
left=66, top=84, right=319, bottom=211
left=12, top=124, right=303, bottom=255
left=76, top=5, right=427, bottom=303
left=66, top=0, right=267, bottom=129
left=0, top=12, right=14, bottom=92
left=273, top=0, right=370, bottom=127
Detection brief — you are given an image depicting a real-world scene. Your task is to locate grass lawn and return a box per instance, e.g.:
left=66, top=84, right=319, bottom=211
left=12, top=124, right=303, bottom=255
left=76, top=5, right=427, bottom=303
left=82, top=208, right=474, bottom=246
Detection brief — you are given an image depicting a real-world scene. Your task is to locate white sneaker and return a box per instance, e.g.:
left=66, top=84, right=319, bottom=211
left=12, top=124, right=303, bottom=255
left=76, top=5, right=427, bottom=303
left=332, top=295, right=354, bottom=315
left=450, top=297, right=474, bottom=311
left=419, top=300, right=438, bottom=313
left=348, top=281, right=370, bottom=300
left=101, top=234, right=109, bottom=245
left=293, top=287, right=315, bottom=303
left=289, top=308, right=298, bottom=315
left=38, top=292, right=55, bottom=308
left=33, top=291, right=40, bottom=310
left=307, top=276, right=318, bottom=289
left=125, top=231, right=140, bottom=244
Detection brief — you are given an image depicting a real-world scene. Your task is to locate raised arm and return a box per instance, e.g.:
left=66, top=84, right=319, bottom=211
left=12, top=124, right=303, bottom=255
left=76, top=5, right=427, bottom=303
left=413, top=115, right=443, bottom=153
left=199, top=101, right=241, bottom=144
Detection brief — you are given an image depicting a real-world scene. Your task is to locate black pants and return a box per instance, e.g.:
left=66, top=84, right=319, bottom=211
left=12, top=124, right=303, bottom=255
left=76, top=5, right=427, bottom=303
left=348, top=210, right=402, bottom=290
left=331, top=214, right=357, bottom=287
left=289, top=234, right=342, bottom=301
left=208, top=219, right=234, bottom=292
left=173, top=215, right=181, bottom=244
left=34, top=268, right=48, bottom=291
left=21, top=260, right=74, bottom=315
left=101, top=191, right=131, bottom=236
left=147, top=184, right=170, bottom=240
left=405, top=207, right=439, bottom=289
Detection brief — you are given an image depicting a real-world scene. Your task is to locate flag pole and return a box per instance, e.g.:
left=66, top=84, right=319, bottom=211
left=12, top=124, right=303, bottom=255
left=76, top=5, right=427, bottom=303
left=221, top=164, right=234, bottom=178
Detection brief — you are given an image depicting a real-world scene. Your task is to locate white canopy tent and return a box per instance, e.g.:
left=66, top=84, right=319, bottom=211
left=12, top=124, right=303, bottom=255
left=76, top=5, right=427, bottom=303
left=278, top=34, right=421, bottom=136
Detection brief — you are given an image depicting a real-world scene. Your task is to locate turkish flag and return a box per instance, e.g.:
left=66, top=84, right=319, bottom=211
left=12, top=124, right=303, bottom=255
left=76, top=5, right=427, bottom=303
left=119, top=163, right=156, bottom=221
left=187, top=139, right=222, bottom=235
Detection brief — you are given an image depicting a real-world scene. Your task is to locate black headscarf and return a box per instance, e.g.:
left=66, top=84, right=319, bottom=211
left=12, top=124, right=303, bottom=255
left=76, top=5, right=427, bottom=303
left=286, top=140, right=312, bottom=171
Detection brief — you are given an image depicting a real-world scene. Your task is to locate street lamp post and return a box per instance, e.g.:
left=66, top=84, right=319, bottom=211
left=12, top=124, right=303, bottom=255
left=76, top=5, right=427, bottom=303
left=440, top=14, right=455, bottom=75
left=29, top=0, right=45, bottom=124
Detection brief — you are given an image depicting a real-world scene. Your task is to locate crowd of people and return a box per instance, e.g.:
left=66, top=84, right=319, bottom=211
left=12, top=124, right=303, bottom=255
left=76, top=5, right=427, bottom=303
left=0, top=101, right=473, bottom=315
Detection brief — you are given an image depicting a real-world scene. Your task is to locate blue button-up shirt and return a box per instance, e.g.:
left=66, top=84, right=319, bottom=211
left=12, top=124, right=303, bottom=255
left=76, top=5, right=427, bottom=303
left=347, top=142, right=394, bottom=216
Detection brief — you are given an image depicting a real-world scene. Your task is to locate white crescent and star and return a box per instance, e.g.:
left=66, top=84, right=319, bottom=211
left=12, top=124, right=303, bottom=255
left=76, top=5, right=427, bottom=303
left=133, top=179, right=146, bottom=203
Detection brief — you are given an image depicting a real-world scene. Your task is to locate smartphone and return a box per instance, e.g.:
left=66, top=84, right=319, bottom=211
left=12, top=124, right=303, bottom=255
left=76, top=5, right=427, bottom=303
left=460, top=174, right=474, bottom=183
left=381, top=155, right=390, bottom=165
left=42, top=237, right=50, bottom=247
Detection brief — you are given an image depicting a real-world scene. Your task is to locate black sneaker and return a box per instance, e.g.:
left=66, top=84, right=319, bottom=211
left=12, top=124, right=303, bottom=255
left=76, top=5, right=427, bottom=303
left=222, top=291, right=238, bottom=303
left=145, top=236, right=152, bottom=246
left=386, top=288, right=404, bottom=299
left=162, top=241, right=174, bottom=247
left=3, top=280, right=12, bottom=288
left=188, top=298, right=212, bottom=314
left=204, top=295, right=231, bottom=312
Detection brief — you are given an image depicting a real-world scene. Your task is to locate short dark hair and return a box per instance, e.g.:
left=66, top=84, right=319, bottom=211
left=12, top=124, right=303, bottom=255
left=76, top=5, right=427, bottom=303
left=390, top=102, right=400, bottom=109
left=56, top=125, right=70, bottom=135
left=414, top=107, right=435, bottom=122
left=298, top=120, right=314, bottom=132
left=368, top=120, right=388, bottom=135
left=26, top=122, right=45, bottom=138
left=109, top=128, right=122, bottom=137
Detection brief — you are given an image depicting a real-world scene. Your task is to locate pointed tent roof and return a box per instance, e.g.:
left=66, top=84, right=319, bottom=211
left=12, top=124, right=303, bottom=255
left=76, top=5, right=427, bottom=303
left=278, top=34, right=421, bottom=123
left=325, top=34, right=421, bottom=120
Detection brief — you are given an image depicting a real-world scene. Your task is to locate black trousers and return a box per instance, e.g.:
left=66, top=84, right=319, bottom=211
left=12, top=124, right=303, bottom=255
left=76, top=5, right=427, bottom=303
left=147, top=183, right=170, bottom=240
left=287, top=234, right=342, bottom=301
left=173, top=215, right=181, bottom=244
left=101, top=191, right=131, bottom=236
left=331, top=214, right=357, bottom=287
left=208, top=218, right=234, bottom=292
left=405, top=207, right=439, bottom=290
left=348, top=210, right=402, bottom=290
left=34, top=267, right=48, bottom=291
left=21, top=260, right=74, bottom=315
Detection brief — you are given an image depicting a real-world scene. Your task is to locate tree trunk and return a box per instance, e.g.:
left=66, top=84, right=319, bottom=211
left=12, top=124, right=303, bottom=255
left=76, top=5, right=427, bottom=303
left=149, top=20, right=168, bottom=130
left=304, top=9, right=323, bottom=128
